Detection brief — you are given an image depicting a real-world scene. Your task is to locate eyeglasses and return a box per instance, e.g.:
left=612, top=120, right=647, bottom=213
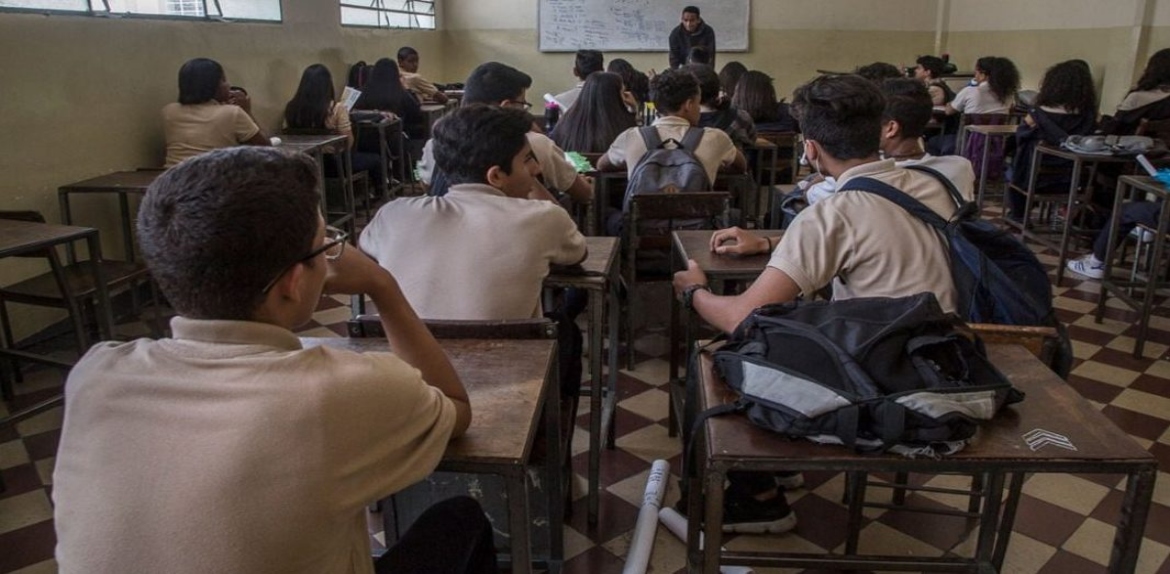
left=261, top=226, right=348, bottom=294
left=507, top=99, right=533, bottom=111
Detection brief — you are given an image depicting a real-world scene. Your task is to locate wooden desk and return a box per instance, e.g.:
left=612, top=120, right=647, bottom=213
left=420, top=102, right=452, bottom=140
left=58, top=170, right=159, bottom=263
left=668, top=229, right=782, bottom=430
left=0, top=220, right=114, bottom=387
left=965, top=124, right=1018, bottom=208
left=545, top=236, right=619, bottom=524
left=588, top=170, right=628, bottom=236
left=300, top=336, right=560, bottom=574
left=277, top=134, right=355, bottom=236
left=686, top=343, right=1157, bottom=573
left=1096, top=175, right=1170, bottom=358
left=1008, top=144, right=1133, bottom=284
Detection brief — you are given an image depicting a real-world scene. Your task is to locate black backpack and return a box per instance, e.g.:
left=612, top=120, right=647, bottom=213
left=623, top=126, right=711, bottom=210
left=700, top=293, right=1024, bottom=456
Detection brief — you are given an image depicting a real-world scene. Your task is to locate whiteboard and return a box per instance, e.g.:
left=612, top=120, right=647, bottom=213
left=538, top=0, right=749, bottom=53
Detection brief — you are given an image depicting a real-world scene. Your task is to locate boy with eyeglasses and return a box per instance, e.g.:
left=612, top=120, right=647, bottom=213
left=53, top=147, right=495, bottom=574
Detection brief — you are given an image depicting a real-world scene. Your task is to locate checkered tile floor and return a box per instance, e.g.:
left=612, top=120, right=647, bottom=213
left=3, top=219, right=1170, bottom=573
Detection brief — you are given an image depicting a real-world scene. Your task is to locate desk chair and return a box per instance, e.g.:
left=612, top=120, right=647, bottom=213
left=755, top=131, right=799, bottom=186
left=859, top=323, right=1062, bottom=520
left=955, top=112, right=1019, bottom=157
left=622, top=192, right=729, bottom=368
left=0, top=211, right=157, bottom=400
left=0, top=394, right=62, bottom=493
left=353, top=116, right=408, bottom=198
left=281, top=127, right=364, bottom=225
left=347, top=316, right=568, bottom=565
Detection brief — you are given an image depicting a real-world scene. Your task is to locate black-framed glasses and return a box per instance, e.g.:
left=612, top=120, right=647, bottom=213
left=261, top=226, right=348, bottom=294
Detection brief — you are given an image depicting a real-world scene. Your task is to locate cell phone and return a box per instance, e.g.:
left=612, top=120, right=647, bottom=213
left=1137, top=154, right=1159, bottom=177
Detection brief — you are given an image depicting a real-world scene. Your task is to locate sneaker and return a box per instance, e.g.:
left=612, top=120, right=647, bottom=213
left=1066, top=255, right=1105, bottom=280
left=722, top=489, right=798, bottom=534
left=774, top=471, right=805, bottom=490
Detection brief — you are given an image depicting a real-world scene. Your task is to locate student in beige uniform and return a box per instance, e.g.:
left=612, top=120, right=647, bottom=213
left=398, top=46, right=448, bottom=104
left=53, top=147, right=494, bottom=574
left=671, top=74, right=960, bottom=536
left=161, top=58, right=269, bottom=167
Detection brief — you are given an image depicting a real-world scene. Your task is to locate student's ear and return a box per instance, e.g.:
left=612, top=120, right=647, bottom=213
left=485, top=164, right=506, bottom=189
left=803, top=139, right=821, bottom=163
left=265, top=260, right=308, bottom=307
left=882, top=119, right=901, bottom=140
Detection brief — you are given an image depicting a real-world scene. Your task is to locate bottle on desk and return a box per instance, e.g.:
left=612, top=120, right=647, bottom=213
left=544, top=102, right=561, bottom=134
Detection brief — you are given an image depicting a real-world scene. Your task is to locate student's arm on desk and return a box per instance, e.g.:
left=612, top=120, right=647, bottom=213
left=673, top=262, right=801, bottom=333
left=724, top=147, right=748, bottom=173
left=596, top=153, right=623, bottom=173
left=325, top=247, right=471, bottom=437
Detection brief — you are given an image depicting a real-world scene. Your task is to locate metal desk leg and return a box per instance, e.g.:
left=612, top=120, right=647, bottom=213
left=86, top=233, right=115, bottom=341
left=544, top=354, right=564, bottom=573
left=1095, top=180, right=1129, bottom=324
left=992, top=472, right=1026, bottom=569
left=1134, top=208, right=1170, bottom=358
left=1055, top=158, right=1083, bottom=286
left=588, top=285, right=603, bottom=524
left=701, top=466, right=726, bottom=574
left=844, top=471, right=867, bottom=554
left=1108, top=465, right=1157, bottom=573
left=605, top=280, right=618, bottom=450
left=977, top=132, right=992, bottom=209
left=59, top=191, right=76, bottom=263
left=507, top=469, right=532, bottom=574
left=973, top=472, right=1005, bottom=569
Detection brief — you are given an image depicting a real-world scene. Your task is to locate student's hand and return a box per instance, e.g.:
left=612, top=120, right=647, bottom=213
left=1024, top=113, right=1036, bottom=127
left=322, top=244, right=396, bottom=297
left=710, top=227, right=769, bottom=256
left=621, top=90, right=637, bottom=110
left=672, top=260, right=708, bottom=300
left=227, top=89, right=252, bottom=114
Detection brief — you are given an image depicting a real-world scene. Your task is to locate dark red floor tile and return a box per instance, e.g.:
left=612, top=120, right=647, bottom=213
left=566, top=488, right=639, bottom=544
left=789, top=491, right=853, bottom=552
left=1066, top=324, right=1120, bottom=347
left=561, top=545, right=626, bottom=574
left=1056, top=308, right=1087, bottom=325
left=1130, top=373, right=1170, bottom=395
left=0, top=465, right=44, bottom=499
left=0, top=519, right=56, bottom=572
left=1089, top=347, right=1159, bottom=374
left=1072, top=473, right=1127, bottom=489
left=872, top=492, right=974, bottom=554
left=1101, top=306, right=1142, bottom=324
left=1010, top=494, right=1083, bottom=548
left=1065, top=375, right=1125, bottom=404
left=1123, top=324, right=1170, bottom=346
left=1037, top=549, right=1109, bottom=574
left=1101, top=405, right=1170, bottom=441
left=21, top=429, right=61, bottom=461
left=1089, top=488, right=1170, bottom=548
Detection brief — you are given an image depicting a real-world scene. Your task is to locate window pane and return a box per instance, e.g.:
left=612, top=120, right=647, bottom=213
left=340, top=1, right=434, bottom=29
left=218, top=0, right=280, bottom=20
left=0, top=0, right=88, bottom=10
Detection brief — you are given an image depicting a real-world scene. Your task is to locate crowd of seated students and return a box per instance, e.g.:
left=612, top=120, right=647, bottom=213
left=688, top=63, right=757, bottom=150
left=718, top=60, right=748, bottom=100
left=354, top=58, right=427, bottom=153
left=607, top=58, right=651, bottom=112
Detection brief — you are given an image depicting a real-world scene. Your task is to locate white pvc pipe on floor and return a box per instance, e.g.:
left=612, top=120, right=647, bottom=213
left=621, top=459, right=670, bottom=574
left=658, top=507, right=754, bottom=574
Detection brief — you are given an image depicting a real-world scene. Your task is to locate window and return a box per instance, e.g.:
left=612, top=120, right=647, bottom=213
left=340, top=0, right=434, bottom=29
left=0, top=0, right=281, bottom=21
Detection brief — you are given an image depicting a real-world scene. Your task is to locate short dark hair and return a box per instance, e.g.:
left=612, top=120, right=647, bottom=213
left=137, top=147, right=321, bottom=320
left=651, top=68, right=700, bottom=114
left=791, top=74, right=885, bottom=160
left=854, top=62, right=905, bottom=84
left=916, top=55, right=946, bottom=79
left=397, top=46, right=419, bottom=61
left=881, top=78, right=933, bottom=139
left=687, top=46, right=711, bottom=66
left=683, top=5, right=700, bottom=16
left=432, top=104, right=533, bottom=186
left=575, top=50, right=605, bottom=79
left=463, top=62, right=533, bottom=105
left=177, top=58, right=224, bottom=105
left=683, top=64, right=721, bottom=106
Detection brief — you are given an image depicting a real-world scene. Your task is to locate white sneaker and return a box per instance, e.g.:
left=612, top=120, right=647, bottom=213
left=1066, top=255, right=1105, bottom=280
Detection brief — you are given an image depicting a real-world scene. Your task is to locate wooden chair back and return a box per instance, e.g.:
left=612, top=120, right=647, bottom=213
left=756, top=131, right=799, bottom=185
left=624, top=192, right=729, bottom=279
left=348, top=315, right=557, bottom=340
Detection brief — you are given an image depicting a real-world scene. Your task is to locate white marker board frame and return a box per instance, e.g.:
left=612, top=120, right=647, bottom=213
left=538, top=0, right=749, bottom=53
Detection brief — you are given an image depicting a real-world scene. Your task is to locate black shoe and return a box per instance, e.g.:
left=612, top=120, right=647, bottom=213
left=722, top=488, right=798, bottom=534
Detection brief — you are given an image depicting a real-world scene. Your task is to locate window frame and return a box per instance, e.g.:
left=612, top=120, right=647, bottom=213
left=339, top=0, right=435, bottom=30
left=0, top=0, right=283, bottom=24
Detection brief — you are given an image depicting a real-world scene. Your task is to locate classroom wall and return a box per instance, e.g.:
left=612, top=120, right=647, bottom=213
left=441, top=0, right=939, bottom=105
left=0, top=2, right=441, bottom=338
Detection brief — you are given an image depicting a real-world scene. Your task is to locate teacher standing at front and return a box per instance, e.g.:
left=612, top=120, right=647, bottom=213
left=668, top=6, right=716, bottom=69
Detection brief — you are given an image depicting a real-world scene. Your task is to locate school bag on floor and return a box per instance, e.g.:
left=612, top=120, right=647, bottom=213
left=839, top=165, right=1071, bottom=377
left=622, top=126, right=711, bottom=210
left=704, top=293, right=1024, bottom=457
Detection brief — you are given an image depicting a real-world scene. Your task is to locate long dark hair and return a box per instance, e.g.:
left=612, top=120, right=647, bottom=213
left=1035, top=60, right=1097, bottom=116
left=607, top=58, right=649, bottom=106
left=354, top=58, right=410, bottom=112
left=731, top=70, right=780, bottom=123
left=719, top=61, right=748, bottom=99
left=1135, top=48, right=1170, bottom=92
left=551, top=72, right=635, bottom=154
left=178, top=58, right=224, bottom=105
left=284, top=64, right=336, bottom=130
left=976, top=56, right=1020, bottom=104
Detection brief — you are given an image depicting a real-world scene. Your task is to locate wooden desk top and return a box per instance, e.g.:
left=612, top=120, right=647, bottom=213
left=673, top=229, right=782, bottom=281
left=965, top=124, right=1019, bottom=135
left=1035, top=143, right=1136, bottom=163
left=698, top=343, right=1153, bottom=466
left=276, top=133, right=347, bottom=154
left=1119, top=175, right=1170, bottom=198
left=421, top=103, right=450, bottom=113
left=301, top=337, right=555, bottom=467
left=59, top=170, right=160, bottom=194
left=0, top=219, right=97, bottom=256
left=546, top=236, right=618, bottom=289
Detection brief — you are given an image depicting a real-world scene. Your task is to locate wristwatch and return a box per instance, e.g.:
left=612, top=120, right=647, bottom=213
left=681, top=284, right=711, bottom=311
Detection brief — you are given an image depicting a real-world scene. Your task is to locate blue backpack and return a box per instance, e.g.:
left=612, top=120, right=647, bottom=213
left=623, top=126, right=711, bottom=210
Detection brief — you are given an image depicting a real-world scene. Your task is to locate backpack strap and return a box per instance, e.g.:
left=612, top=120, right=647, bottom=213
left=639, top=126, right=664, bottom=150
left=679, top=126, right=705, bottom=153
left=840, top=176, right=950, bottom=231
left=901, top=164, right=969, bottom=211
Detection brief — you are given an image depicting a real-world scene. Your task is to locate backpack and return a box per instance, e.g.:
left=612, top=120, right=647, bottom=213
left=842, top=165, right=1053, bottom=327
left=623, top=126, right=711, bottom=210
left=700, top=293, right=1024, bottom=457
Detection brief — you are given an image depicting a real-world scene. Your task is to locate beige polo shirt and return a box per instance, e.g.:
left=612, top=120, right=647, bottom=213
left=401, top=71, right=441, bottom=101
left=53, top=318, right=456, bottom=574
left=359, top=183, right=587, bottom=320
left=769, top=159, right=960, bottom=313
left=162, top=101, right=261, bottom=167
left=605, top=115, right=739, bottom=183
